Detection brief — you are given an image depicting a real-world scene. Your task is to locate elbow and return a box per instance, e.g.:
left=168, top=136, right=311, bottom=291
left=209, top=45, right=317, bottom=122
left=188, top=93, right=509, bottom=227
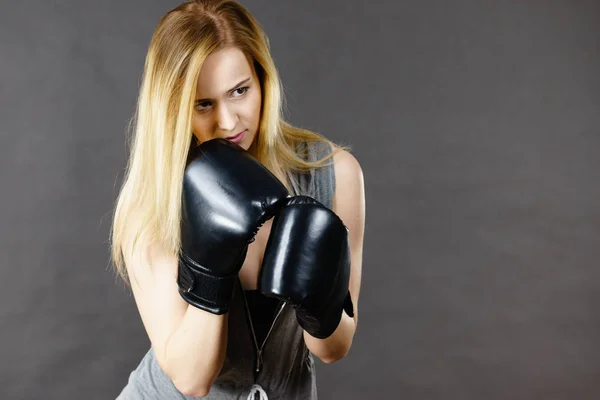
left=174, top=378, right=213, bottom=398
left=159, top=349, right=222, bottom=397
left=179, top=385, right=211, bottom=398
left=320, top=356, right=338, bottom=364
left=319, top=348, right=350, bottom=364
left=163, top=362, right=214, bottom=397
left=320, top=354, right=344, bottom=364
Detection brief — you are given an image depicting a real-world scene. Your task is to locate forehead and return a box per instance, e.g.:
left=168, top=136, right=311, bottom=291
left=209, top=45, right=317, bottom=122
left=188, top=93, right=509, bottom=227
left=195, top=47, right=254, bottom=95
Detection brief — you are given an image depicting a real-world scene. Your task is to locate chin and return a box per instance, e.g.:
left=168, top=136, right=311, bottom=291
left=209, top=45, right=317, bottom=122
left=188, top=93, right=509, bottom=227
left=242, top=136, right=257, bottom=152
left=233, top=140, right=248, bottom=151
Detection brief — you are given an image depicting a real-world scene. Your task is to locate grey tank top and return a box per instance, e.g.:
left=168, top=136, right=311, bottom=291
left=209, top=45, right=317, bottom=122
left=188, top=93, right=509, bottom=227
left=116, top=141, right=335, bottom=400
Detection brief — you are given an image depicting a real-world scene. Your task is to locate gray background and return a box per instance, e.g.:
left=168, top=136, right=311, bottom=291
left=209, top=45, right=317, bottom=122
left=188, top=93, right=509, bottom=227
left=1, top=0, right=599, bottom=399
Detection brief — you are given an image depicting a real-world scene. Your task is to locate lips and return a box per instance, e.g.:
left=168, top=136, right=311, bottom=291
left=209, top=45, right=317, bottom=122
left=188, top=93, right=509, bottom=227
left=227, top=130, right=246, bottom=144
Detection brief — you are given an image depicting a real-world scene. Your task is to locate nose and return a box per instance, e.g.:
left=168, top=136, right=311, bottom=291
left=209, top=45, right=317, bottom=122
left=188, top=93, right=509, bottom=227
left=215, top=103, right=238, bottom=132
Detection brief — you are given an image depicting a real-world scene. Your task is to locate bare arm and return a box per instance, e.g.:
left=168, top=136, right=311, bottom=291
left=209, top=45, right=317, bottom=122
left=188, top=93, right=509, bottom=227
left=163, top=303, right=228, bottom=396
left=123, top=224, right=227, bottom=397
left=304, top=148, right=365, bottom=363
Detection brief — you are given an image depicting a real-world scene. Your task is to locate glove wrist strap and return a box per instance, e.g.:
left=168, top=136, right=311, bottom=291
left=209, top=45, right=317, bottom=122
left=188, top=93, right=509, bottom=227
left=177, top=251, right=235, bottom=315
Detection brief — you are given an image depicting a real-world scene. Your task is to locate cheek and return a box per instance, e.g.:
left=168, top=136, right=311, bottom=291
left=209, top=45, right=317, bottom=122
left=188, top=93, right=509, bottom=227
left=191, top=115, right=210, bottom=139
left=248, top=92, right=262, bottom=125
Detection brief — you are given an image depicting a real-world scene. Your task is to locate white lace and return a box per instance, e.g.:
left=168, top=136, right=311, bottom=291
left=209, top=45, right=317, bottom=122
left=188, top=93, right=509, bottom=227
left=247, top=383, right=269, bottom=400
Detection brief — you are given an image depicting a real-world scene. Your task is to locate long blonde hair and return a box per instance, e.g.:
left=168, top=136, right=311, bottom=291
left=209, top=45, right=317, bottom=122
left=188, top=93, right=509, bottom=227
left=110, top=0, right=347, bottom=285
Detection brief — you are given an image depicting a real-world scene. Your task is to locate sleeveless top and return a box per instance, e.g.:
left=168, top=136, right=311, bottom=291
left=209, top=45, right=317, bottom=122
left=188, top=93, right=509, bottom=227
left=116, top=141, right=335, bottom=400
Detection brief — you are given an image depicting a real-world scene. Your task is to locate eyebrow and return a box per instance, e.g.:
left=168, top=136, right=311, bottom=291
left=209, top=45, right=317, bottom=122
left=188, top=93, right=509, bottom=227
left=195, top=77, right=251, bottom=103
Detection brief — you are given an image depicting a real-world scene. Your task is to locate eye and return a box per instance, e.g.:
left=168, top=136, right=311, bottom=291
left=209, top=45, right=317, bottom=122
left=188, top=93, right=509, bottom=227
left=194, top=86, right=250, bottom=112
left=232, top=86, right=249, bottom=97
left=195, top=100, right=212, bottom=112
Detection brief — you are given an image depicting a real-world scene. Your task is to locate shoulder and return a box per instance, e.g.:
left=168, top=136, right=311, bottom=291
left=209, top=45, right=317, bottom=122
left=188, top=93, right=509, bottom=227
left=331, top=145, right=365, bottom=213
left=331, top=145, right=364, bottom=192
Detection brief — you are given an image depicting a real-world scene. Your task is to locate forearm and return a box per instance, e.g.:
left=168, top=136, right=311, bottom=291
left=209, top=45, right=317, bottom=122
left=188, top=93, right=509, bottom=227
left=303, top=312, right=356, bottom=363
left=163, top=305, right=228, bottom=396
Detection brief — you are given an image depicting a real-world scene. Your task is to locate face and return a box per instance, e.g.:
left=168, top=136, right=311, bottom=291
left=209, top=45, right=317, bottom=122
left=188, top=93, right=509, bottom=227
left=191, top=46, right=262, bottom=151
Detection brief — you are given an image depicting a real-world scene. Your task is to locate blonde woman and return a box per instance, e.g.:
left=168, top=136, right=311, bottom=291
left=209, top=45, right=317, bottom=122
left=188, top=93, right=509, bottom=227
left=111, top=1, right=365, bottom=398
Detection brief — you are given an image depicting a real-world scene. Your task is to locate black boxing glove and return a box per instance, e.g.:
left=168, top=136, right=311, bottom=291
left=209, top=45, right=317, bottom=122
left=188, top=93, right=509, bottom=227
left=177, top=138, right=289, bottom=314
left=259, top=195, right=354, bottom=338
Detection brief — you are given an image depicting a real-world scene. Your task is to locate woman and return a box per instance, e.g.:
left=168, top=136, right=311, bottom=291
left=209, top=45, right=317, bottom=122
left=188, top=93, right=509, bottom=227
left=110, top=1, right=365, bottom=398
